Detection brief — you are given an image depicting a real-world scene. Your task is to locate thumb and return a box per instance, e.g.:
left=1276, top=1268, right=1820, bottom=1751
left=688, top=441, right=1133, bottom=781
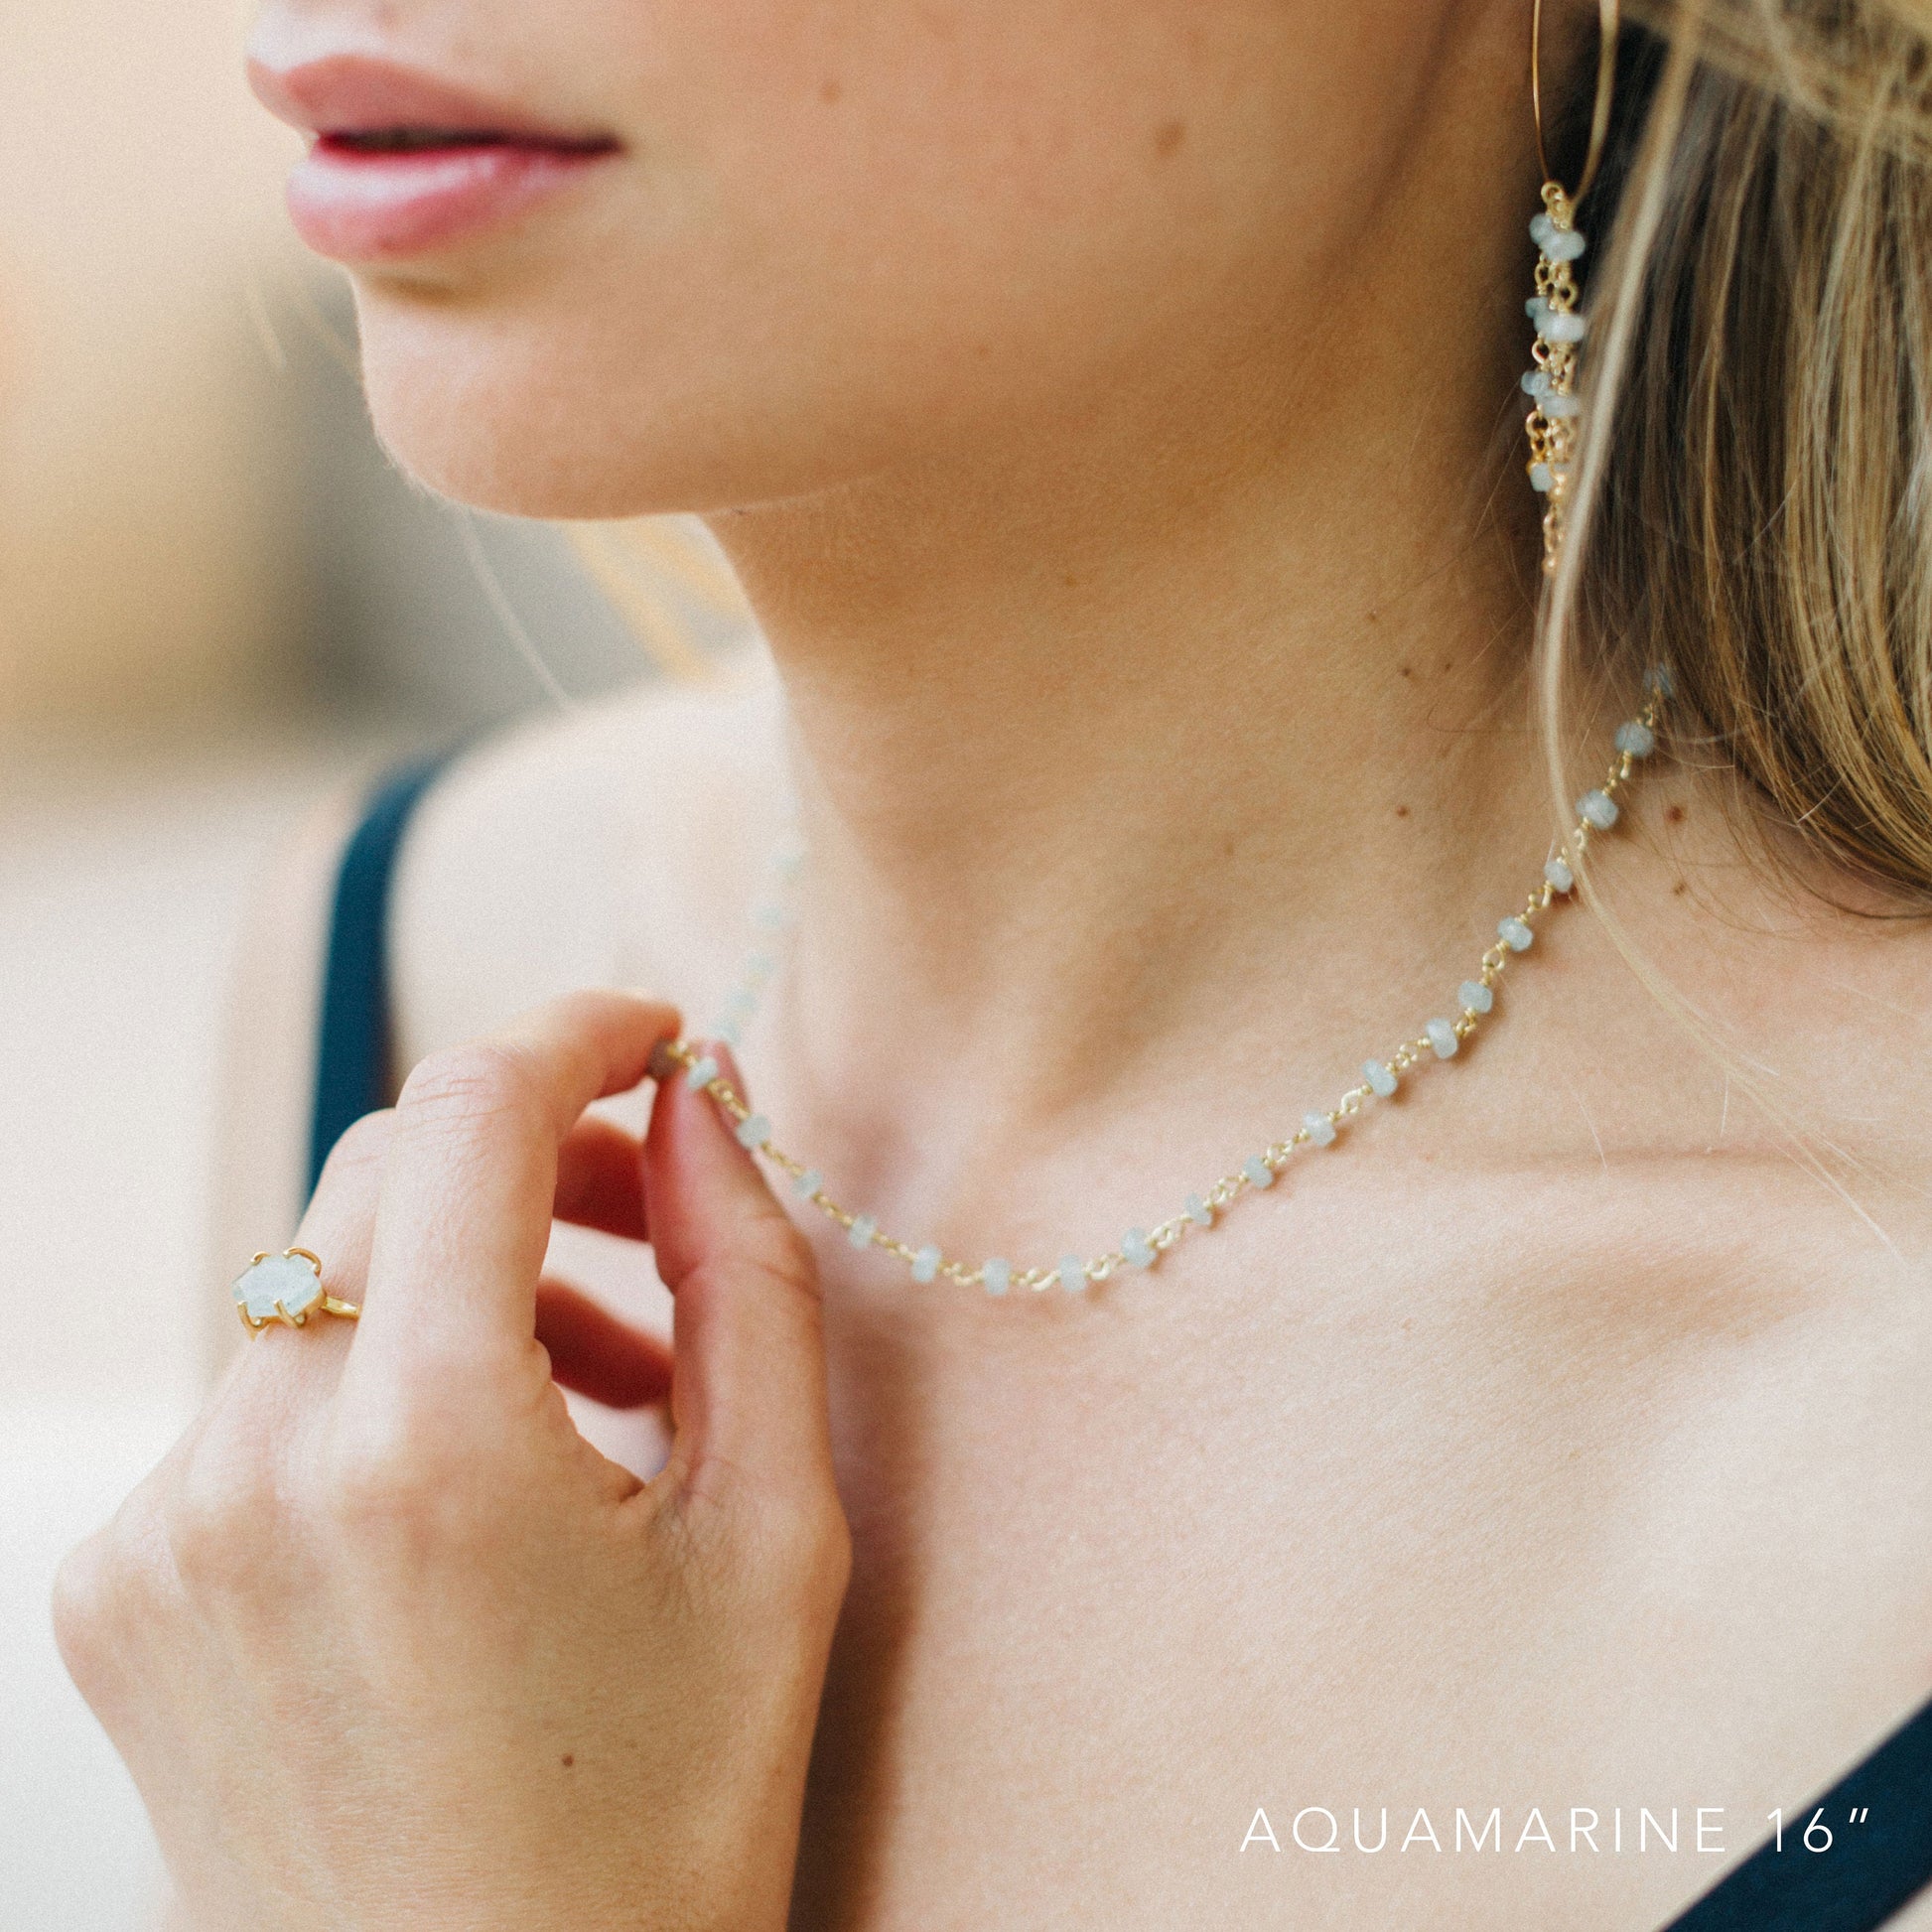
left=641, top=1044, right=837, bottom=1511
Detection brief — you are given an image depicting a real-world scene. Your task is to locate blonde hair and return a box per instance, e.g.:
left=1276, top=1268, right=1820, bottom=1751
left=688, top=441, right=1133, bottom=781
left=1554, top=0, right=1932, bottom=907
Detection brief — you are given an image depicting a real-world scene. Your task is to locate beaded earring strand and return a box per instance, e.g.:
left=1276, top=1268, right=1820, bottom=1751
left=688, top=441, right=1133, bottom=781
left=655, top=0, right=1650, bottom=1298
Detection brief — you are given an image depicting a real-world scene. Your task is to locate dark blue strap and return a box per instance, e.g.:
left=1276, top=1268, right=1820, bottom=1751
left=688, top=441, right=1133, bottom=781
left=306, top=756, right=454, bottom=1197
left=1663, top=1696, right=1932, bottom=1931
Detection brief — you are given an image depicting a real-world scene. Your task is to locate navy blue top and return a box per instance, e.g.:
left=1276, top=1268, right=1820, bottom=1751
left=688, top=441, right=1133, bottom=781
left=309, top=760, right=1932, bottom=1929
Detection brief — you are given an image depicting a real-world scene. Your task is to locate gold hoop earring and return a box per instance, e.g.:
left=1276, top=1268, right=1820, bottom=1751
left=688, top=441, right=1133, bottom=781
left=1522, top=0, right=1620, bottom=574
left=1532, top=0, right=1622, bottom=205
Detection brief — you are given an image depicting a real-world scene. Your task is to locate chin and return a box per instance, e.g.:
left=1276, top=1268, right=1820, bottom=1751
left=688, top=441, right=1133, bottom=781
left=351, top=280, right=907, bottom=523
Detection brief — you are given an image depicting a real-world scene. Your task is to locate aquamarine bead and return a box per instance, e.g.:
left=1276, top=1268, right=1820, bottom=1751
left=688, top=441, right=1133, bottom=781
left=744, top=951, right=775, bottom=984
left=714, top=1022, right=742, bottom=1048
left=1498, top=916, right=1534, bottom=951
left=1243, top=1155, right=1275, bottom=1189
left=1538, top=307, right=1587, bottom=345
left=1531, top=214, right=1587, bottom=263
left=982, top=1257, right=1011, bottom=1297
left=1578, top=788, right=1619, bottom=830
left=1644, top=663, right=1676, bottom=698
left=793, top=1168, right=823, bottom=1198
left=1529, top=212, right=1586, bottom=260
left=1459, top=979, right=1493, bottom=1014
left=1057, top=1254, right=1087, bottom=1294
left=1521, top=367, right=1551, bottom=399
left=1123, top=1228, right=1156, bottom=1270
left=1185, top=1193, right=1213, bottom=1228
left=684, top=1055, right=720, bottom=1091
left=735, top=1113, right=770, bottom=1150
left=911, top=1244, right=940, bottom=1284
left=847, top=1214, right=878, bottom=1250
left=1304, top=1112, right=1336, bottom=1148
left=753, top=901, right=793, bottom=932
left=1364, top=1058, right=1398, bottom=1098
left=1614, top=720, right=1656, bottom=758
left=1545, top=856, right=1576, bottom=894
left=1542, top=390, right=1582, bottom=420
left=1529, top=463, right=1555, bottom=494
left=1427, top=1018, right=1460, bottom=1059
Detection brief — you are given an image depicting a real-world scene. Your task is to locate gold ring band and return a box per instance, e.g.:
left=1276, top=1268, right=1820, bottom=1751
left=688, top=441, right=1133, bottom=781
left=231, top=1247, right=360, bottom=1334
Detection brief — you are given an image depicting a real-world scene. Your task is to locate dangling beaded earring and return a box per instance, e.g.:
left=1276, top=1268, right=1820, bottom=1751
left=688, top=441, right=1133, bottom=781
left=1523, top=0, right=1620, bottom=574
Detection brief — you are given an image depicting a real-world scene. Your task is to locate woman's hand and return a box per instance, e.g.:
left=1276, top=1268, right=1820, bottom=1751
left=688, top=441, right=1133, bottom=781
left=54, top=991, right=851, bottom=1932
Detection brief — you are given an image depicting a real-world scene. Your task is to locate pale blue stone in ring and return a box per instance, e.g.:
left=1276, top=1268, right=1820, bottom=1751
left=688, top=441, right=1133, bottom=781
left=1545, top=856, right=1576, bottom=894
left=1364, top=1058, right=1398, bottom=1098
left=1615, top=720, right=1656, bottom=759
left=232, top=1253, right=323, bottom=1324
left=1304, top=1113, right=1336, bottom=1148
left=848, top=1215, right=878, bottom=1250
left=1578, top=789, right=1619, bottom=831
left=735, top=1114, right=770, bottom=1150
left=983, top=1257, right=1011, bottom=1297
left=1459, top=979, right=1494, bottom=1015
left=1427, top=1018, right=1460, bottom=1059
left=794, top=1168, right=823, bottom=1197
left=1123, top=1228, right=1156, bottom=1270
left=911, top=1245, right=941, bottom=1284
left=684, top=1055, right=720, bottom=1091
left=1185, top=1193, right=1213, bottom=1228
left=1243, top=1155, right=1275, bottom=1189
left=1498, top=916, right=1534, bottom=952
left=1057, top=1255, right=1086, bottom=1294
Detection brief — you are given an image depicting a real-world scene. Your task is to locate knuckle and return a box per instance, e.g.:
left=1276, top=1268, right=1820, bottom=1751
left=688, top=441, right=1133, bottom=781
left=314, top=1107, right=396, bottom=1188
left=50, top=1534, right=121, bottom=1689
left=737, top=1211, right=824, bottom=1306
left=163, top=1454, right=281, bottom=1596
left=52, top=1492, right=173, bottom=1697
left=323, top=1410, right=485, bottom=1548
left=396, top=1039, right=540, bottom=1138
left=745, top=1486, right=852, bottom=1605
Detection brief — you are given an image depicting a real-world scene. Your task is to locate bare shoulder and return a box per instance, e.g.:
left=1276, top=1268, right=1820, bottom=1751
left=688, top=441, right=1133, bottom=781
left=389, top=648, right=788, bottom=1069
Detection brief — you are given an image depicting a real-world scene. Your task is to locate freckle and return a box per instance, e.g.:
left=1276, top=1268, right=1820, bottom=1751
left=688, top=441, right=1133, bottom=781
left=561, top=1754, right=575, bottom=1768
left=1673, top=880, right=1688, bottom=896
left=1398, top=663, right=1413, bottom=679
left=819, top=77, right=843, bottom=104
left=1395, top=804, right=1410, bottom=818
left=1666, top=803, right=1686, bottom=824
left=1154, top=119, right=1185, bottom=159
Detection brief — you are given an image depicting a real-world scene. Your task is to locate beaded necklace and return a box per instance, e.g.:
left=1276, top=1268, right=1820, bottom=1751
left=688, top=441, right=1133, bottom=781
left=653, top=190, right=1656, bottom=1297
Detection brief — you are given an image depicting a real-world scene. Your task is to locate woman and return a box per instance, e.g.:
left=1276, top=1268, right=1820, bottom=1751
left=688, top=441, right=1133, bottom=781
left=53, top=0, right=1932, bottom=1924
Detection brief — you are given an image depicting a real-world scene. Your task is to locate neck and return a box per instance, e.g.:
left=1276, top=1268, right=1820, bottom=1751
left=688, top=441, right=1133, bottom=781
left=703, top=102, right=1553, bottom=1150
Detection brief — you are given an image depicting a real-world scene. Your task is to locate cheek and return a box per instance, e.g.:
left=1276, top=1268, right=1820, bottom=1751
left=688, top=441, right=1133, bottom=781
left=352, top=3, right=1388, bottom=520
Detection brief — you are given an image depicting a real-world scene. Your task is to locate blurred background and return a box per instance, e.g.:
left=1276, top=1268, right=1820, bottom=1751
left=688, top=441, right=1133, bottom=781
left=0, top=8, right=744, bottom=1924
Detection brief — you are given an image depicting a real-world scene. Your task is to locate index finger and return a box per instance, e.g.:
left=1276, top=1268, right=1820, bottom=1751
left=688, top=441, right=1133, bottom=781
left=352, top=990, right=679, bottom=1383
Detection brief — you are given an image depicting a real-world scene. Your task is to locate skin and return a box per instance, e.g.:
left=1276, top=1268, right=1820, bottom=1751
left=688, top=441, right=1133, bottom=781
left=63, top=0, right=1932, bottom=1926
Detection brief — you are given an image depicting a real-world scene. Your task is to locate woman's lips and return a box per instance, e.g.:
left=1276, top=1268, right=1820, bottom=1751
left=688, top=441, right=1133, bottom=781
left=286, top=135, right=615, bottom=261
left=248, top=55, right=621, bottom=262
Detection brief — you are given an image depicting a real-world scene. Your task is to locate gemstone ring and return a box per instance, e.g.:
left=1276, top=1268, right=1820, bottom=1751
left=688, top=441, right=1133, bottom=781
left=231, top=1248, right=360, bottom=1335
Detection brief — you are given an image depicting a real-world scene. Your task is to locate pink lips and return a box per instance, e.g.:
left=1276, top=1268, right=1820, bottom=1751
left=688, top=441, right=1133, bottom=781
left=247, top=54, right=621, bottom=262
